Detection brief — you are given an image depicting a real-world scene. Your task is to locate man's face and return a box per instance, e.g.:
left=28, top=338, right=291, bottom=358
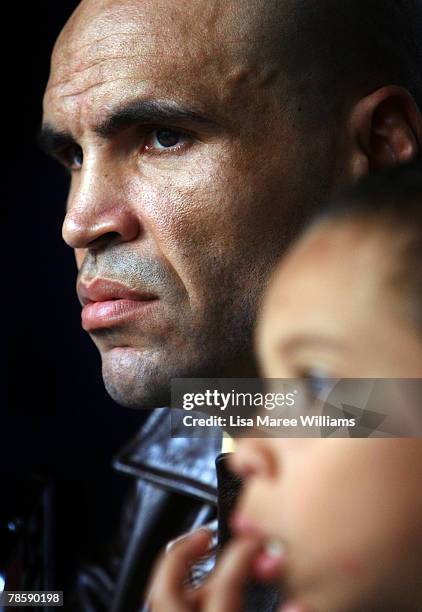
left=42, top=0, right=336, bottom=408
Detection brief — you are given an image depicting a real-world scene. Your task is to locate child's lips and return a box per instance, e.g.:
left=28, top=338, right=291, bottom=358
left=253, top=538, right=287, bottom=581
left=231, top=512, right=287, bottom=581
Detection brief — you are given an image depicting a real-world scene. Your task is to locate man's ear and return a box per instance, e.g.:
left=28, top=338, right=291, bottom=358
left=349, top=86, right=422, bottom=178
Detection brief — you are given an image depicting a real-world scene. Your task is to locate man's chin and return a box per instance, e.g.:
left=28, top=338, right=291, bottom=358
left=98, top=339, right=253, bottom=408
left=103, top=382, right=168, bottom=408
left=100, top=346, right=172, bottom=409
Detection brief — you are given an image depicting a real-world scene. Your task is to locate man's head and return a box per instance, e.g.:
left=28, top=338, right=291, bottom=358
left=41, top=0, right=422, bottom=408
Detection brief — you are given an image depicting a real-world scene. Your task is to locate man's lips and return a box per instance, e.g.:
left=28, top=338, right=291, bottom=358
left=77, top=278, right=157, bottom=331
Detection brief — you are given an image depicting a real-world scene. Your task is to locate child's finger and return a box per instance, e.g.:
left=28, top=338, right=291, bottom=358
left=202, top=538, right=262, bottom=612
left=147, top=528, right=212, bottom=610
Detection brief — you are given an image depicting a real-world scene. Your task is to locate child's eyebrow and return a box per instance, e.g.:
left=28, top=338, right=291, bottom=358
left=278, top=335, right=346, bottom=355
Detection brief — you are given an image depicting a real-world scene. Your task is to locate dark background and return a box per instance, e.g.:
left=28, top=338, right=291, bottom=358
left=3, top=1, right=147, bottom=588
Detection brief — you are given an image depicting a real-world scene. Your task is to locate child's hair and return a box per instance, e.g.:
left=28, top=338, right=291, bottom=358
left=309, top=160, right=422, bottom=331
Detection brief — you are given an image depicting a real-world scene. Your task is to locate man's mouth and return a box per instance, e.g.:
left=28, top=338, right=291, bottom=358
left=77, top=278, right=158, bottom=331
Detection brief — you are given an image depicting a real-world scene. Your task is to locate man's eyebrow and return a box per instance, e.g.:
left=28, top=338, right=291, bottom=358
left=95, top=99, right=223, bottom=137
left=37, top=100, right=222, bottom=156
left=38, top=125, right=76, bottom=158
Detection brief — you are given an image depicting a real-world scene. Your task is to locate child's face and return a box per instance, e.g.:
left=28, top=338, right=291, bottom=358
left=230, top=220, right=422, bottom=611
left=258, top=218, right=422, bottom=380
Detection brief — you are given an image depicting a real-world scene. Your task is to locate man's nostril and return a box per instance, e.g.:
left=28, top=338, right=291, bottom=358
left=88, top=231, right=120, bottom=250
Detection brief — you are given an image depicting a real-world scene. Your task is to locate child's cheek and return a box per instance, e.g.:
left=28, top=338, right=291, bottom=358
left=337, top=556, right=365, bottom=578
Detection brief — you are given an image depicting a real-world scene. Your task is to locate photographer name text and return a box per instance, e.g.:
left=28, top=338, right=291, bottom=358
left=181, top=414, right=357, bottom=429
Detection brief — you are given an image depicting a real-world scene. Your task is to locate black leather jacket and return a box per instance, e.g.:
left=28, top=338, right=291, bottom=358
left=72, top=408, right=280, bottom=612
left=72, top=408, right=221, bottom=612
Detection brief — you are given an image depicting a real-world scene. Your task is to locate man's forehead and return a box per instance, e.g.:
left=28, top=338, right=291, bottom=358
left=44, top=51, right=235, bottom=138
left=44, top=0, right=286, bottom=136
left=49, top=0, right=284, bottom=84
left=45, top=7, right=211, bottom=133
left=50, top=1, right=199, bottom=88
left=52, top=0, right=246, bottom=69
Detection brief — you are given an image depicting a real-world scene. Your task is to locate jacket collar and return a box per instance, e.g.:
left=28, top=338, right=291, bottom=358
left=113, top=408, right=221, bottom=505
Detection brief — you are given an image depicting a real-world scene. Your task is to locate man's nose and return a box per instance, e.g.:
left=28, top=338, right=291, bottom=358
left=62, top=165, right=140, bottom=250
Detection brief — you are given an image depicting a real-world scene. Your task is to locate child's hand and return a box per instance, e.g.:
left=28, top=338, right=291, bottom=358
left=146, top=528, right=309, bottom=612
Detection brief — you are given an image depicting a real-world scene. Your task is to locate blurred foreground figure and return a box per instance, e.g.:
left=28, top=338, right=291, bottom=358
left=150, top=161, right=422, bottom=611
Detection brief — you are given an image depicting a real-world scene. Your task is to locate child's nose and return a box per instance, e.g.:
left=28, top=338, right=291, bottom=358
left=229, top=438, right=277, bottom=480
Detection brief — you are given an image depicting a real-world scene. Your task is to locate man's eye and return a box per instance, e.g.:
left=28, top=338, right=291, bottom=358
left=144, top=129, right=190, bottom=152
left=66, top=145, right=83, bottom=170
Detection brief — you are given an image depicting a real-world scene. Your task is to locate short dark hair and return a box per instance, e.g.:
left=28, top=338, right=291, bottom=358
left=310, top=159, right=422, bottom=330
left=314, top=159, right=422, bottom=223
left=280, top=0, right=422, bottom=118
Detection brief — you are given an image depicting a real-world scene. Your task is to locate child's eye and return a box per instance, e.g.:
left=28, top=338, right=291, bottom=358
left=300, top=368, right=334, bottom=400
